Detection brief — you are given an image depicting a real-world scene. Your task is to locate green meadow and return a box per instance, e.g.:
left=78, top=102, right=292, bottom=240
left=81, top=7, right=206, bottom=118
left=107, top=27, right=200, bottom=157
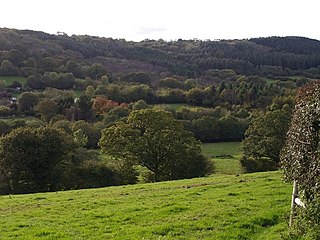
left=0, top=76, right=26, bottom=86
left=154, top=103, right=209, bottom=111
left=0, top=171, right=291, bottom=240
left=202, top=142, right=242, bottom=175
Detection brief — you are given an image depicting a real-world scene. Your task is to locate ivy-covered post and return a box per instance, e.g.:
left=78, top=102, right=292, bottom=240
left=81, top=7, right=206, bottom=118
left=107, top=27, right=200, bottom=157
left=281, top=82, right=320, bottom=237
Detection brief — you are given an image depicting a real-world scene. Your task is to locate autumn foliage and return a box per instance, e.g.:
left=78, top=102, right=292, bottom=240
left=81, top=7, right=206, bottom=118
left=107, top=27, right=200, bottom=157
left=92, top=97, right=128, bottom=115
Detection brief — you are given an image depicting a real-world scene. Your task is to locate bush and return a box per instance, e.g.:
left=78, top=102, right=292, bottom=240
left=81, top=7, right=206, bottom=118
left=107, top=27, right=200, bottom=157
left=58, top=149, right=137, bottom=190
left=107, top=159, right=138, bottom=185
left=240, top=157, right=278, bottom=173
left=0, top=106, right=12, bottom=117
left=76, top=160, right=117, bottom=188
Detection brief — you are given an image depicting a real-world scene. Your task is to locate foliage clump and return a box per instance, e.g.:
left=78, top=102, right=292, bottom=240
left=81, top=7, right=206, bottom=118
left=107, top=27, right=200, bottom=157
left=0, top=126, right=74, bottom=193
left=281, top=82, right=320, bottom=238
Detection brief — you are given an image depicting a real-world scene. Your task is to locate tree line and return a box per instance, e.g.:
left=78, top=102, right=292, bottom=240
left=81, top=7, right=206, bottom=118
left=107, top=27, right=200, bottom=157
left=0, top=109, right=213, bottom=194
left=1, top=28, right=320, bottom=79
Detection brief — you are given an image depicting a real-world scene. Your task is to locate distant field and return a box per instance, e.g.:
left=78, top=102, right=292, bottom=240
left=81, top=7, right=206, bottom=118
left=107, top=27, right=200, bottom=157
left=202, top=142, right=242, bottom=175
left=0, top=171, right=291, bottom=239
left=0, top=116, right=40, bottom=122
left=154, top=103, right=210, bottom=111
left=201, top=142, right=241, bottom=157
left=153, top=103, right=191, bottom=110
left=0, top=76, right=26, bottom=86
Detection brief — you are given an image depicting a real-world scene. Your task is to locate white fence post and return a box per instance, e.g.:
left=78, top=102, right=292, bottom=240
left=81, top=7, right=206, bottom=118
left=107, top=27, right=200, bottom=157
left=289, top=180, right=298, bottom=227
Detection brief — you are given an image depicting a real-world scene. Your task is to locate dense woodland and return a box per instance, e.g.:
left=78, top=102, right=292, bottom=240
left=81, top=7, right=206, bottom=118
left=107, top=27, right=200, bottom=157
left=2, top=28, right=320, bottom=77
left=0, top=28, right=320, bottom=195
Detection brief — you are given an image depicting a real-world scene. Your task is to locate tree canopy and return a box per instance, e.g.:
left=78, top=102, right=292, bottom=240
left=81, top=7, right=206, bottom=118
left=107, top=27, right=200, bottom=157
left=240, top=108, right=292, bottom=172
left=2, top=28, right=320, bottom=78
left=0, top=126, right=75, bottom=193
left=99, top=109, right=213, bottom=182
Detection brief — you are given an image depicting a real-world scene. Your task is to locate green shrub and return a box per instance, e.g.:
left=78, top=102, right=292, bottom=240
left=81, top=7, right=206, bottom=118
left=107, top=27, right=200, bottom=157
left=76, top=160, right=117, bottom=188
left=240, top=156, right=278, bottom=173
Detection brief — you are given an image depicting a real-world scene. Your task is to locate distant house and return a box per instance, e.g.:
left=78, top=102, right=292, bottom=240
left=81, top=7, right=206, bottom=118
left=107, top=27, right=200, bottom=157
left=9, top=97, right=17, bottom=103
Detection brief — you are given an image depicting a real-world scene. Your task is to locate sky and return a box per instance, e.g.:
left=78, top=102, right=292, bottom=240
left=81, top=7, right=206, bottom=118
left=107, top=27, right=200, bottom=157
left=1, top=0, right=319, bottom=41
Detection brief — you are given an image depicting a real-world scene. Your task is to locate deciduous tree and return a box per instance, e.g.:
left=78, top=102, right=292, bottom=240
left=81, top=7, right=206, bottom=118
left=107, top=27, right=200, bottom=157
left=17, top=92, right=39, bottom=115
left=241, top=109, right=291, bottom=172
left=0, top=127, right=75, bottom=193
left=100, top=109, right=213, bottom=182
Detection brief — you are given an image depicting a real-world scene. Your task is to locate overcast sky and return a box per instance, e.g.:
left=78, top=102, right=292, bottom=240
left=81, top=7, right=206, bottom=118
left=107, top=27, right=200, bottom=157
left=1, top=0, right=319, bottom=41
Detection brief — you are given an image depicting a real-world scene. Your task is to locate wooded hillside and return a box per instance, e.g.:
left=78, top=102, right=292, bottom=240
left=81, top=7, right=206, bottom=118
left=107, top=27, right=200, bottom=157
left=1, top=28, right=320, bottom=79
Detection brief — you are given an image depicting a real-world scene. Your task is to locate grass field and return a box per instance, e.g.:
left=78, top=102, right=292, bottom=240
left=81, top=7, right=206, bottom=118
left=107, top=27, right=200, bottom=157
left=154, top=103, right=209, bottom=111
left=0, top=76, right=83, bottom=97
left=202, top=142, right=242, bottom=175
left=0, top=76, right=26, bottom=86
left=0, top=171, right=291, bottom=239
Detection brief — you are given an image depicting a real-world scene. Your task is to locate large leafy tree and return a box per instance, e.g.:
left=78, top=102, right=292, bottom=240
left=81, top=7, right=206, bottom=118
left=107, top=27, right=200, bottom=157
left=0, top=60, right=19, bottom=76
left=72, top=121, right=101, bottom=149
left=0, top=126, right=75, bottom=193
left=241, top=109, right=291, bottom=172
left=99, top=109, right=213, bottom=182
left=34, top=99, right=57, bottom=122
left=17, top=92, right=39, bottom=115
left=87, top=63, right=106, bottom=80
left=77, top=95, right=93, bottom=121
